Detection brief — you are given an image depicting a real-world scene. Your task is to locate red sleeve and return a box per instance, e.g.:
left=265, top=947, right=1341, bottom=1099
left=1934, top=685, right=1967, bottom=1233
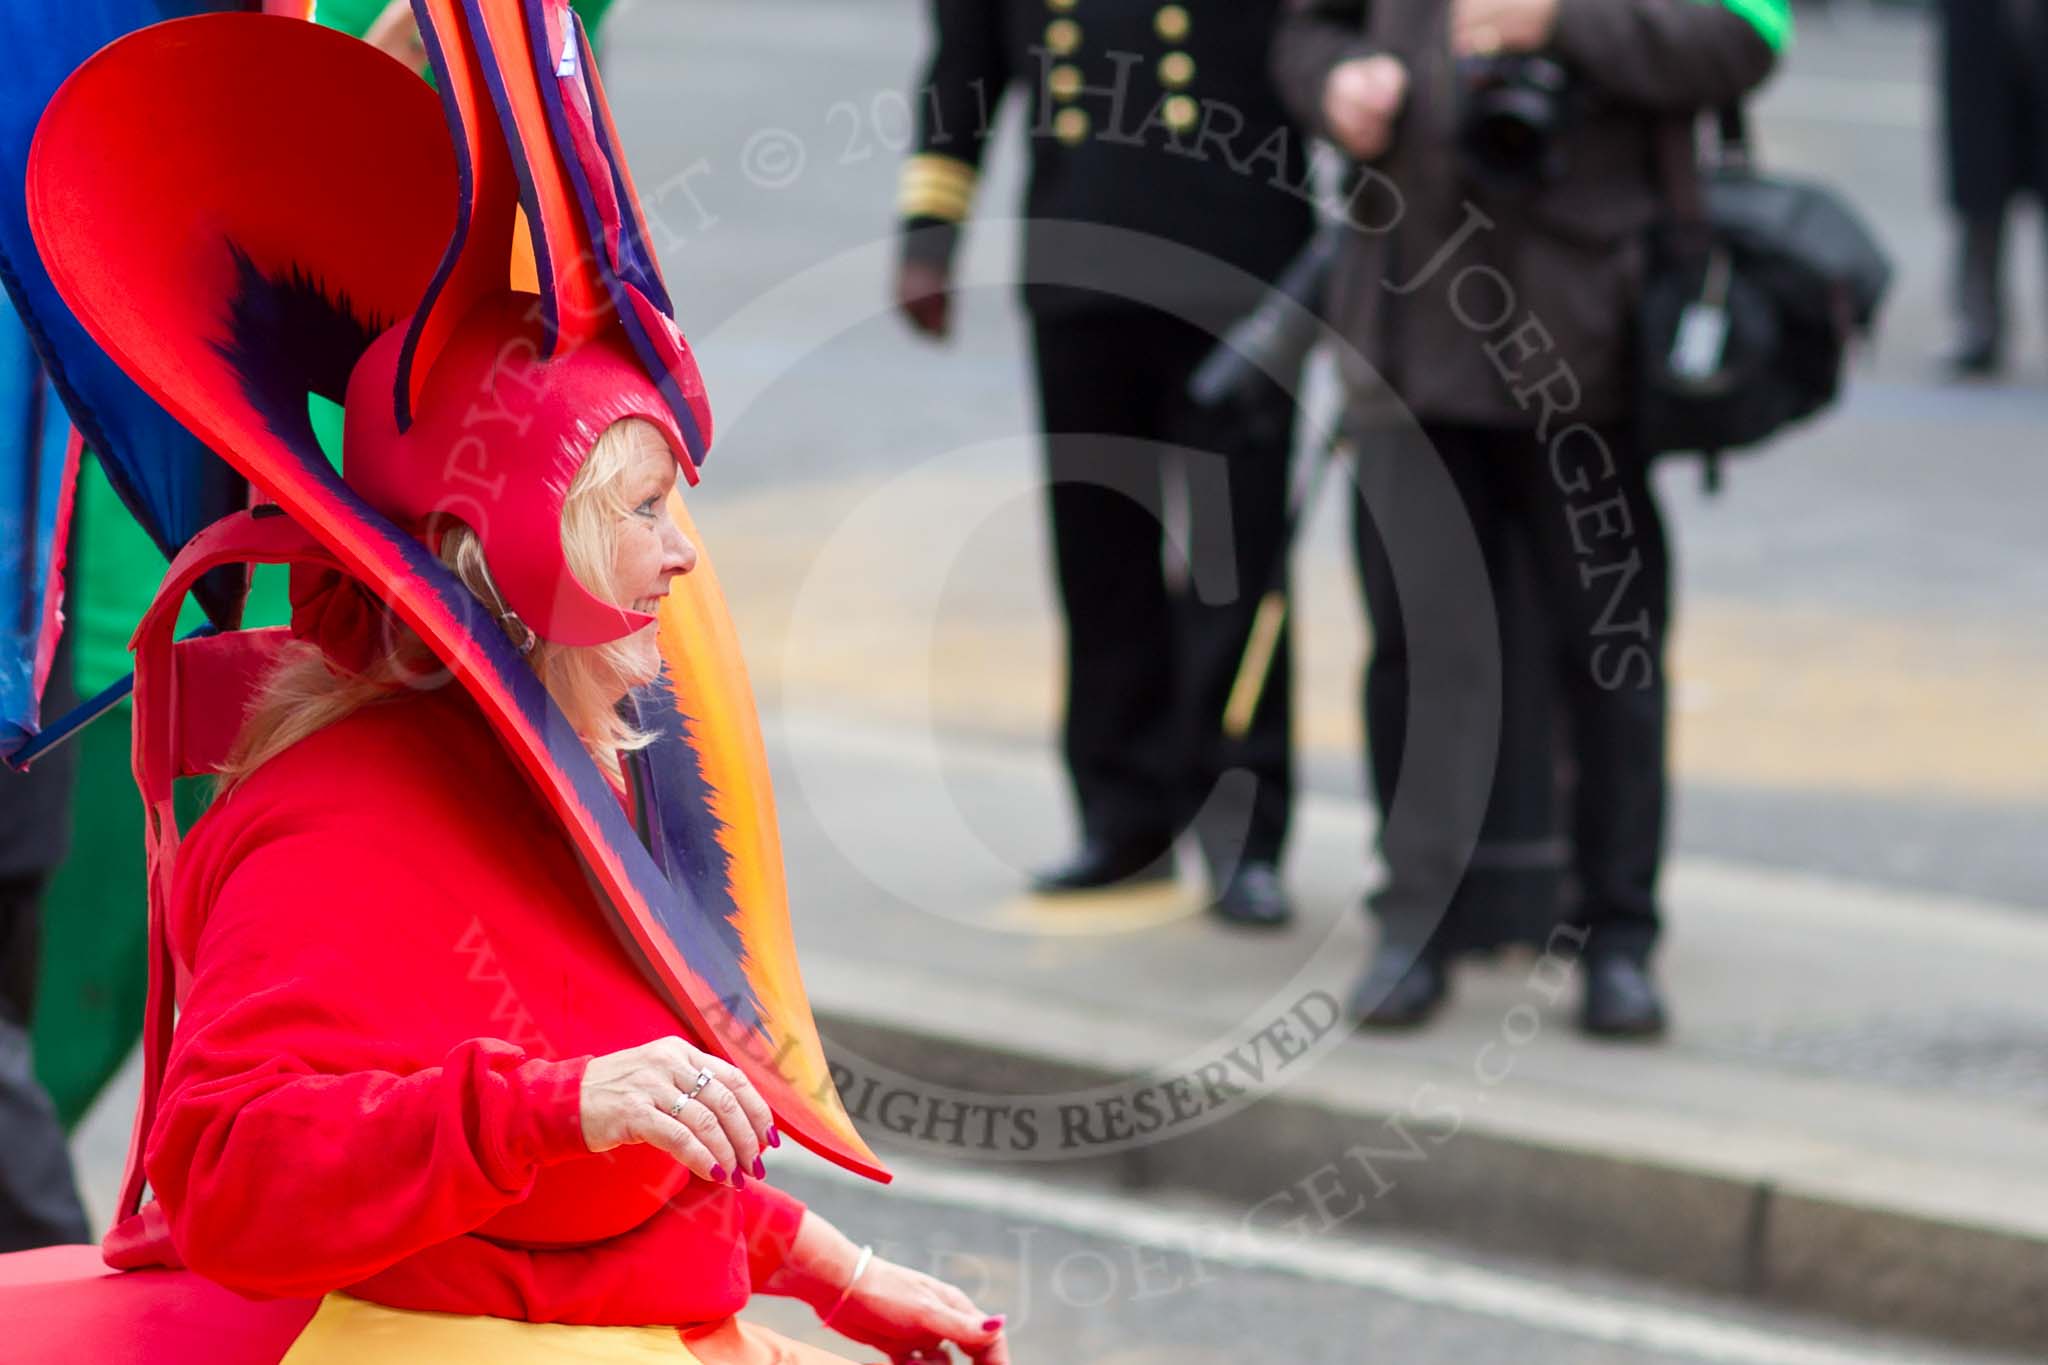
left=737, top=1181, right=807, bottom=1286
left=148, top=826, right=593, bottom=1299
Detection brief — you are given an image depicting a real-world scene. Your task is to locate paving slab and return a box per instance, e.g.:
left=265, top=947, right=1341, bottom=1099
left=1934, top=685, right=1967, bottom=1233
left=766, top=708, right=2048, bottom=1355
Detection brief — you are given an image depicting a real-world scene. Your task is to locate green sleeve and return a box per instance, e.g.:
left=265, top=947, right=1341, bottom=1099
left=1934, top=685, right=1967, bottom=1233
left=311, top=0, right=390, bottom=40
left=1714, top=0, right=1792, bottom=52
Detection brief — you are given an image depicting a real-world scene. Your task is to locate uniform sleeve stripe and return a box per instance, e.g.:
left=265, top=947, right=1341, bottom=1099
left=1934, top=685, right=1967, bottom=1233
left=897, top=154, right=979, bottom=222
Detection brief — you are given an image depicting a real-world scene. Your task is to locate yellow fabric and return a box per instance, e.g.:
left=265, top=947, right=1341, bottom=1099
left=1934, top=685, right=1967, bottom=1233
left=276, top=1297, right=873, bottom=1365
left=279, top=1294, right=701, bottom=1363
left=686, top=1318, right=876, bottom=1365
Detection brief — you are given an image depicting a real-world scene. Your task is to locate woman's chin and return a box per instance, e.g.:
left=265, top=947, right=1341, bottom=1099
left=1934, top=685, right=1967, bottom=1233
left=618, top=635, right=666, bottom=693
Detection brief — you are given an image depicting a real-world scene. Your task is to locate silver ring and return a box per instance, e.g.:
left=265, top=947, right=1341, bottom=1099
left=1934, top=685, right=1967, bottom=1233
left=669, top=1068, right=715, bottom=1119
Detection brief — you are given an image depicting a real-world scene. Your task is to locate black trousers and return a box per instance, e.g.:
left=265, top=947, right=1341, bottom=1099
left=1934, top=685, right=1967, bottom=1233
left=1353, top=423, right=1669, bottom=963
left=0, top=875, right=91, bottom=1252
left=1940, top=0, right=2048, bottom=218
left=1357, top=506, right=1566, bottom=957
left=1030, top=307, right=1297, bottom=879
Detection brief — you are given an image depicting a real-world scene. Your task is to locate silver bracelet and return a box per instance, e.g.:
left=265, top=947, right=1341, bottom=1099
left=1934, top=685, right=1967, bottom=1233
left=822, top=1243, right=875, bottom=1326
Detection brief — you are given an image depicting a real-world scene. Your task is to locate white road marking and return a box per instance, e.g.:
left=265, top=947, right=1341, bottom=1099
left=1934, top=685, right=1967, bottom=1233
left=797, top=1153, right=1956, bottom=1365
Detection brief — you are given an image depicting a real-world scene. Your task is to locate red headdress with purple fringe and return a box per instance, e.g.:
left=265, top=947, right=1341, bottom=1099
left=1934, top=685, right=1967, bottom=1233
left=26, top=3, right=887, bottom=1242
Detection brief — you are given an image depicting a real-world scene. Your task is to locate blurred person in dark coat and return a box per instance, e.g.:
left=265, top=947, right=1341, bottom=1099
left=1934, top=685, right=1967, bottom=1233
left=0, top=634, right=92, bottom=1252
left=894, top=1, right=1317, bottom=926
left=1273, top=0, right=1782, bottom=1034
left=1936, top=0, right=2048, bottom=376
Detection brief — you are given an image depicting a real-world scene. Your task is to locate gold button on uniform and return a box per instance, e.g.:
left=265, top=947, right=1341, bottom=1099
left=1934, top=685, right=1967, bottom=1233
left=1054, top=106, right=1091, bottom=144
left=1048, top=63, right=1083, bottom=101
left=1162, top=93, right=1199, bottom=133
left=1154, top=5, right=1190, bottom=42
left=1046, top=18, right=1081, bottom=54
left=1159, top=51, right=1194, bottom=88
left=1048, top=0, right=1078, bottom=9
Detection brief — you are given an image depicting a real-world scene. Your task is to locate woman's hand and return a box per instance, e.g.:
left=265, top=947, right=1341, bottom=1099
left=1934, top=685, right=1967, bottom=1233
left=579, top=1036, right=777, bottom=1186
left=763, top=1214, right=1008, bottom=1364
left=826, top=1256, right=1010, bottom=1365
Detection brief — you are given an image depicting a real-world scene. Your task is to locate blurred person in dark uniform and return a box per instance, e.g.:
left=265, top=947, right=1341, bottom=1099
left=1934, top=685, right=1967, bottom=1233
left=1936, top=0, right=2048, bottom=376
left=0, top=633, right=92, bottom=1252
left=895, top=2, right=1316, bottom=926
left=1274, top=0, right=1782, bottom=1033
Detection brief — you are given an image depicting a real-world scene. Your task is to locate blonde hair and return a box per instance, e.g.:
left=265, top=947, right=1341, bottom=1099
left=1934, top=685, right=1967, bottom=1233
left=220, top=417, right=673, bottom=787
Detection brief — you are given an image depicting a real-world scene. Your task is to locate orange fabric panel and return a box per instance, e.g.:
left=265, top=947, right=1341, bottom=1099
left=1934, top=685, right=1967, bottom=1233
left=654, top=493, right=862, bottom=1160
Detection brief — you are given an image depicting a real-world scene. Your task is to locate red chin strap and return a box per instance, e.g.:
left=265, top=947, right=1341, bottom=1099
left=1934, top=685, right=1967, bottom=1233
left=345, top=291, right=694, bottom=648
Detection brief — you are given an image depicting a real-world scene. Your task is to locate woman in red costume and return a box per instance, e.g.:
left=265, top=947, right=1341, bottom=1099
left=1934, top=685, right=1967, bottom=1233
left=128, top=412, right=1009, bottom=1362
left=0, top=3, right=1010, bottom=1360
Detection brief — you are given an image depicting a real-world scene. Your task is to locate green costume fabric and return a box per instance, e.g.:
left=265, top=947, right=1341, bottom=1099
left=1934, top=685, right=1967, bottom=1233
left=309, top=0, right=388, bottom=37
left=314, top=0, right=616, bottom=49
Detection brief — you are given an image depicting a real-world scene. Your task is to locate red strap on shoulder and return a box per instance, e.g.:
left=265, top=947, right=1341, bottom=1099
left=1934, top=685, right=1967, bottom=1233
left=110, top=510, right=342, bottom=1254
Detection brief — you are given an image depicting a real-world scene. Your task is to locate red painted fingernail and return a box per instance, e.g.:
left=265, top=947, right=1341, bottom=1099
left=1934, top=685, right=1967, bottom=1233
left=983, top=1316, right=1004, bottom=1331
left=767, top=1125, right=781, bottom=1148
left=732, top=1170, right=747, bottom=1189
left=707, top=1165, right=724, bottom=1183
left=751, top=1156, right=766, bottom=1179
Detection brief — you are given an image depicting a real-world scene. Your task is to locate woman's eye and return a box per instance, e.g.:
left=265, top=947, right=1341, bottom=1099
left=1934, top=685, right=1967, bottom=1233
left=636, top=497, right=660, bottom=517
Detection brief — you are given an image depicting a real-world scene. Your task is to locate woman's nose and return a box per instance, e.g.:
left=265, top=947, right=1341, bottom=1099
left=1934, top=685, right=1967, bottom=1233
left=662, top=520, right=698, bottom=578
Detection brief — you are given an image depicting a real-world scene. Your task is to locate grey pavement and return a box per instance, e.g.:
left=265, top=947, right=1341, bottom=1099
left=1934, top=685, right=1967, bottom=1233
left=757, top=709, right=2048, bottom=1352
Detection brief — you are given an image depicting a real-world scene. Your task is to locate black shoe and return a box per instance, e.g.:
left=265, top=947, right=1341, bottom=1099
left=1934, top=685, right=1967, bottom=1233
left=1349, top=948, right=1448, bottom=1029
left=1580, top=955, right=1668, bottom=1039
left=1029, top=840, right=1175, bottom=895
left=1938, top=332, right=2002, bottom=379
left=1207, top=861, right=1292, bottom=930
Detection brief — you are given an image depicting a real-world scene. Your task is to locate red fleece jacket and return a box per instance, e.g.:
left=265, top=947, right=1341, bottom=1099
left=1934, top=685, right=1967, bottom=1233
left=145, top=684, right=804, bottom=1325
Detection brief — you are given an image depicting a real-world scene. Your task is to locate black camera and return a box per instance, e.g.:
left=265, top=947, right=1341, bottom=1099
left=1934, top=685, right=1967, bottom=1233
left=1455, top=54, right=1576, bottom=193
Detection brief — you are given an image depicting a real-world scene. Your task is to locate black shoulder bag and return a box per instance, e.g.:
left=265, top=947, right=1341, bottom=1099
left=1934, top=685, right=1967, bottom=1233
left=1638, top=106, right=1892, bottom=489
